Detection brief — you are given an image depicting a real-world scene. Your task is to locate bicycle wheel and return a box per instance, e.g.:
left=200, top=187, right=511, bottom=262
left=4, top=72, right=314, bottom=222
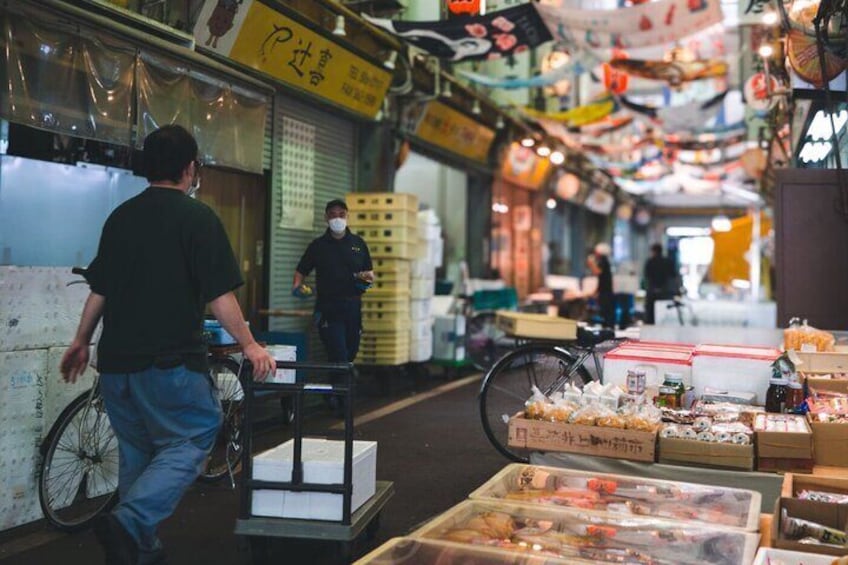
left=466, top=311, right=512, bottom=372
left=198, top=357, right=245, bottom=483
left=39, top=389, right=119, bottom=531
left=479, top=345, right=591, bottom=463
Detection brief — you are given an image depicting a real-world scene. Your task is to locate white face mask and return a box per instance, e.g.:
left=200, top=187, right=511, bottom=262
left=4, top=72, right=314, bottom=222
left=328, top=217, right=347, bottom=233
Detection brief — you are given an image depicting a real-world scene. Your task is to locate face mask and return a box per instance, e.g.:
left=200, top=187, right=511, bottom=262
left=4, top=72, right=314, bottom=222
left=186, top=177, right=200, bottom=199
left=328, top=217, right=347, bottom=233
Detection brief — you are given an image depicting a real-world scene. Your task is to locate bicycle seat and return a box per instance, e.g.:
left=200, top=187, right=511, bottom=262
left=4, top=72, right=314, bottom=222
left=576, top=327, right=615, bottom=347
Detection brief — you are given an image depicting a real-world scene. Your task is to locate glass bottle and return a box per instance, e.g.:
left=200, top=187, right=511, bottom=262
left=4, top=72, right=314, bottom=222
left=765, top=377, right=788, bottom=413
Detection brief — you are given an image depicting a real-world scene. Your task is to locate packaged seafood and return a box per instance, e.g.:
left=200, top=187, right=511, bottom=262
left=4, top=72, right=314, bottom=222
left=469, top=464, right=761, bottom=532
left=354, top=537, right=591, bottom=564
left=411, top=499, right=759, bottom=565
left=752, top=547, right=836, bottom=565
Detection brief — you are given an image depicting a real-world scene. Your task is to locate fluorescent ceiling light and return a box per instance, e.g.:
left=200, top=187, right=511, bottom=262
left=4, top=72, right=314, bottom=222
left=711, top=215, right=732, bottom=232
left=536, top=145, right=551, bottom=157
left=666, top=227, right=712, bottom=237
left=807, top=109, right=848, bottom=141
left=799, top=140, right=833, bottom=163
left=546, top=198, right=557, bottom=209
left=550, top=150, right=565, bottom=165
left=521, top=137, right=535, bottom=148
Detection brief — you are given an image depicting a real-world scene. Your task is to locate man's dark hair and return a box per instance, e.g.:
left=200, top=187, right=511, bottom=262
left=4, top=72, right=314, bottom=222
left=325, top=199, right=348, bottom=213
left=142, top=125, right=198, bottom=183
left=650, top=243, right=663, bottom=255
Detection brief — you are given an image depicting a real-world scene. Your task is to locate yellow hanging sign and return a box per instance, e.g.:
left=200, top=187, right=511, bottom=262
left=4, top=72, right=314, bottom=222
left=523, top=99, right=615, bottom=127
left=414, top=101, right=495, bottom=164
left=195, top=0, right=390, bottom=119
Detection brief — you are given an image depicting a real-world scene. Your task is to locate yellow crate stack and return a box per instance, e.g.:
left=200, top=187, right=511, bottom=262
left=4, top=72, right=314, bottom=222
left=347, top=193, right=418, bottom=366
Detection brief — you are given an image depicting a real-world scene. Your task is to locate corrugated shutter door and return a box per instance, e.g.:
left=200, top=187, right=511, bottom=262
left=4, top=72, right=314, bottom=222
left=268, top=93, right=357, bottom=342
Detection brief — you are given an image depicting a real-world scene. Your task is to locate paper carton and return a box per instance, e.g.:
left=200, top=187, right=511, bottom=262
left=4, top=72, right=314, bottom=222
left=772, top=497, right=848, bottom=557
left=808, top=415, right=848, bottom=467
left=658, top=437, right=754, bottom=471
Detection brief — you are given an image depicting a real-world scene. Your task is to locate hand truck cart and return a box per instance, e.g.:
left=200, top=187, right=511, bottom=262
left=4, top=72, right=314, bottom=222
left=234, top=360, right=394, bottom=563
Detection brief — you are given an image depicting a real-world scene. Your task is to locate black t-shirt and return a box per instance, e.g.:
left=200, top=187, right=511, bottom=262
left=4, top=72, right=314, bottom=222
left=645, top=256, right=674, bottom=292
left=596, top=254, right=613, bottom=296
left=296, top=230, right=372, bottom=308
left=87, top=187, right=243, bottom=373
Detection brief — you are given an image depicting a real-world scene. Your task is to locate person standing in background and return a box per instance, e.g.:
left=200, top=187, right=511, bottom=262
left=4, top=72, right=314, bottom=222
left=588, top=243, right=615, bottom=329
left=293, top=199, right=374, bottom=376
left=60, top=124, right=275, bottom=565
left=643, top=243, right=677, bottom=325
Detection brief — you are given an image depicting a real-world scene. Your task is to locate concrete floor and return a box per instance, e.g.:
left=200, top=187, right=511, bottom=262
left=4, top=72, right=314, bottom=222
left=0, top=366, right=509, bottom=565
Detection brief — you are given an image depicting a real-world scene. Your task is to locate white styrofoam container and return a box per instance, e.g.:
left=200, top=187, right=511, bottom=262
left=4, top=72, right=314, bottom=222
left=430, top=238, right=444, bottom=268
left=433, top=315, right=465, bottom=362
left=411, top=258, right=435, bottom=279
left=410, top=299, right=432, bottom=321
left=417, top=223, right=441, bottom=240
left=409, top=319, right=433, bottom=342
left=410, top=336, right=433, bottom=363
left=252, top=438, right=377, bottom=521
left=691, top=344, right=781, bottom=401
left=752, top=548, right=834, bottom=565
left=410, top=278, right=435, bottom=300
left=266, top=345, right=297, bottom=384
left=45, top=347, right=96, bottom=431
left=417, top=209, right=439, bottom=226
left=603, top=346, right=692, bottom=393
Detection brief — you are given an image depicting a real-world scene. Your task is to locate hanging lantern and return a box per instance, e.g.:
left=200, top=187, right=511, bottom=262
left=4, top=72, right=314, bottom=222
left=556, top=172, right=581, bottom=200
left=602, top=49, right=629, bottom=95
left=542, top=50, right=572, bottom=98
left=447, top=0, right=480, bottom=15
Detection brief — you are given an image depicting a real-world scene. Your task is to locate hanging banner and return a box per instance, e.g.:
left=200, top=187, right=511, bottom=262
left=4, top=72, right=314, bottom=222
left=193, top=0, right=390, bottom=119
left=500, top=142, right=552, bottom=190
left=584, top=189, right=615, bottom=215
left=610, top=58, right=728, bottom=87
left=413, top=100, right=495, bottom=164
left=363, top=4, right=552, bottom=62
left=535, top=0, right=723, bottom=49
left=457, top=54, right=591, bottom=89
left=523, top=98, right=615, bottom=127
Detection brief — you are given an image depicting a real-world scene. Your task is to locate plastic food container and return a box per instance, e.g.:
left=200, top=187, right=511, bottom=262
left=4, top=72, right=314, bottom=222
left=354, top=537, right=587, bottom=564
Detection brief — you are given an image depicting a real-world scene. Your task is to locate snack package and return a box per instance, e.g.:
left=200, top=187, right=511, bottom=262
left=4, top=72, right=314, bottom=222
left=785, top=318, right=836, bottom=352
left=781, top=509, right=848, bottom=547
left=524, top=385, right=551, bottom=420
left=570, top=403, right=604, bottom=426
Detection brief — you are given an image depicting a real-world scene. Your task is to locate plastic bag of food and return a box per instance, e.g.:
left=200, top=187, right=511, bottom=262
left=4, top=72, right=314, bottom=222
left=569, top=403, right=605, bottom=426
left=784, top=318, right=835, bottom=352
left=524, top=385, right=551, bottom=420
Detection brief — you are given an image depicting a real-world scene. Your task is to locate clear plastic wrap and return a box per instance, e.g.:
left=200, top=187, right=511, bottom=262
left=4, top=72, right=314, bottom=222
left=469, top=464, right=761, bottom=532
left=414, top=499, right=760, bottom=564
left=784, top=318, right=835, bottom=352
left=355, top=537, right=592, bottom=564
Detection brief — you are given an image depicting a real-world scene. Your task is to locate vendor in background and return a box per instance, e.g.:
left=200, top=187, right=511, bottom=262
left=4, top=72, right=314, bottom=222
left=643, top=243, right=677, bottom=325
left=587, top=243, right=616, bottom=329
left=293, top=200, right=373, bottom=404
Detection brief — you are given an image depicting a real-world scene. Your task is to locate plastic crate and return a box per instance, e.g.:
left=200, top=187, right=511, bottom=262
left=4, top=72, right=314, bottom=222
left=362, top=312, right=411, bottom=332
left=361, top=332, right=410, bottom=349
left=349, top=209, right=417, bottom=227
left=362, top=296, right=410, bottom=313
left=372, top=270, right=411, bottom=284
left=350, top=226, right=418, bottom=243
left=369, top=241, right=417, bottom=260
left=371, top=258, right=411, bottom=274
left=368, top=280, right=413, bottom=296
left=359, top=340, right=410, bottom=357
left=356, top=350, right=410, bottom=366
left=346, top=192, right=418, bottom=212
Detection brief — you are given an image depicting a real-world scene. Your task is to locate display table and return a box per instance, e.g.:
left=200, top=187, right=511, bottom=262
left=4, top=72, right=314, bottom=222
left=531, top=452, right=784, bottom=513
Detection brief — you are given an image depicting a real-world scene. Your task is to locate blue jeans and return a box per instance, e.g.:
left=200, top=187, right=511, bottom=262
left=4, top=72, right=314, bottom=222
left=99, top=366, right=222, bottom=559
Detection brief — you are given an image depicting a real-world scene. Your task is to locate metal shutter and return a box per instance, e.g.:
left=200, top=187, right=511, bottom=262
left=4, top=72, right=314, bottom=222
left=268, top=93, right=357, bottom=340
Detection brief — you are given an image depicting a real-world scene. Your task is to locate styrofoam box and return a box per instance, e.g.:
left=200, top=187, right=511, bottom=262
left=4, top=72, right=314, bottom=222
left=410, top=336, right=433, bottom=362
left=410, top=319, right=433, bottom=342
left=603, top=346, right=692, bottom=393
left=411, top=259, right=434, bottom=279
left=692, top=344, right=781, bottom=401
left=417, top=209, right=439, bottom=226
left=752, top=547, right=834, bottom=565
left=410, top=299, right=431, bottom=321
left=266, top=345, right=297, bottom=384
left=430, top=238, right=444, bottom=268
left=252, top=438, right=377, bottom=521
left=411, top=278, right=435, bottom=300
left=433, top=315, right=465, bottom=362
left=417, top=223, right=440, bottom=240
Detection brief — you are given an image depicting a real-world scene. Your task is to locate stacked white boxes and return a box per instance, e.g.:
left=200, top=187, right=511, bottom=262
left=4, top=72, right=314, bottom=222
left=347, top=193, right=419, bottom=365
left=409, top=209, right=441, bottom=362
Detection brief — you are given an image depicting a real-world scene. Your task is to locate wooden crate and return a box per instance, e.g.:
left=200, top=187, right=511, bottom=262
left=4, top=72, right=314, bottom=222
left=508, top=415, right=657, bottom=463
left=346, top=192, right=418, bottom=212
left=349, top=209, right=417, bottom=227
left=793, top=351, right=848, bottom=373
left=496, top=311, right=577, bottom=340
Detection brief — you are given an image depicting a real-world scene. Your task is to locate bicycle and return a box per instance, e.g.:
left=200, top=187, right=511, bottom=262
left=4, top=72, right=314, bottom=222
left=458, top=287, right=520, bottom=372
left=38, top=268, right=250, bottom=531
left=478, top=326, right=618, bottom=463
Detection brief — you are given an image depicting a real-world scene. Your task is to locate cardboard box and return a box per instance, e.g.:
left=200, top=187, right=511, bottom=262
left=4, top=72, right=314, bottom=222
left=808, top=416, right=848, bottom=467
left=252, top=438, right=377, bottom=521
left=794, top=351, right=848, bottom=374
left=781, top=472, right=848, bottom=499
left=758, top=457, right=815, bottom=474
left=772, top=497, right=848, bottom=557
left=658, top=437, right=754, bottom=471
left=266, top=345, right=297, bottom=384
left=495, top=311, right=577, bottom=341
left=757, top=416, right=814, bottom=460
left=508, top=415, right=656, bottom=462
left=805, top=375, right=848, bottom=394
